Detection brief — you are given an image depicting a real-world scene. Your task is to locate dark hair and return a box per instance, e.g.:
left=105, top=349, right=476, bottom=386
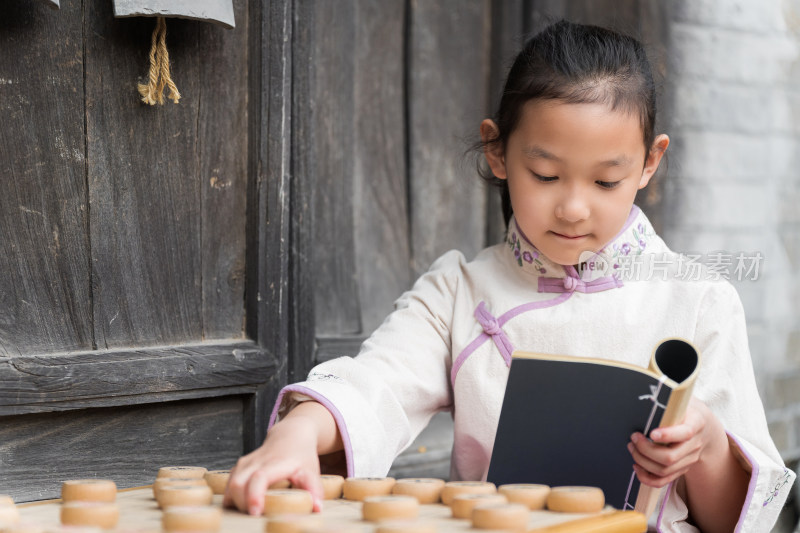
left=479, top=20, right=658, bottom=226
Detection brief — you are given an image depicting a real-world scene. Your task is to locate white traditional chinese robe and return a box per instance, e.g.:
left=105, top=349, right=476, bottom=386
left=270, top=205, right=794, bottom=532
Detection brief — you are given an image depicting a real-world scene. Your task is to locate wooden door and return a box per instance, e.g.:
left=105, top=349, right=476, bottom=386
left=0, top=0, right=292, bottom=501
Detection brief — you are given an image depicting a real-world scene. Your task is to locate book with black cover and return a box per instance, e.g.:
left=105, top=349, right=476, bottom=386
left=487, top=338, right=700, bottom=515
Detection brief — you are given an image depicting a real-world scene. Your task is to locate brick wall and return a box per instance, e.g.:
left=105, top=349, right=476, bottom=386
left=659, top=0, right=800, bottom=466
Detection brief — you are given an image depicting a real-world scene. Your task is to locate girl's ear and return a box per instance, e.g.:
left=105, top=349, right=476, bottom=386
left=480, top=119, right=507, bottom=180
left=638, top=134, right=670, bottom=189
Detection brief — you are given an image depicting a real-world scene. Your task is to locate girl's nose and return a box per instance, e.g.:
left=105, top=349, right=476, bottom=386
left=555, top=193, right=590, bottom=223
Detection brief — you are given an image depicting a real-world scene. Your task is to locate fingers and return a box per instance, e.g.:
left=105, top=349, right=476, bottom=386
left=225, top=466, right=290, bottom=515
left=628, top=441, right=694, bottom=479
left=222, top=461, right=245, bottom=510
left=224, top=456, right=264, bottom=514
left=244, top=469, right=274, bottom=516
left=224, top=453, right=259, bottom=511
left=648, top=424, right=695, bottom=445
left=632, top=463, right=690, bottom=488
left=629, top=399, right=717, bottom=488
left=223, top=407, right=330, bottom=515
left=289, top=469, right=325, bottom=512
left=224, top=454, right=296, bottom=515
left=223, top=446, right=324, bottom=517
left=628, top=432, right=701, bottom=487
left=222, top=480, right=234, bottom=509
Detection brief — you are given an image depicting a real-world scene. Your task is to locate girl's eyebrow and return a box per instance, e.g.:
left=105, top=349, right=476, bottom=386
left=523, top=145, right=561, bottom=161
left=523, top=145, right=632, bottom=167
left=597, top=155, right=633, bottom=167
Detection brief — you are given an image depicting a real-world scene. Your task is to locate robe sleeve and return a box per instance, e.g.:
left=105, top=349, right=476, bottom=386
left=267, top=250, right=464, bottom=477
left=654, top=280, right=796, bottom=532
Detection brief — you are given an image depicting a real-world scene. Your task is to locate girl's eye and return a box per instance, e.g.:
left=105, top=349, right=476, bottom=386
left=533, top=173, right=558, bottom=183
left=596, top=180, right=620, bottom=189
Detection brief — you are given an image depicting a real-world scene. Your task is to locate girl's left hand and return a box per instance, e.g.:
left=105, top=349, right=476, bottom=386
left=627, top=397, right=720, bottom=488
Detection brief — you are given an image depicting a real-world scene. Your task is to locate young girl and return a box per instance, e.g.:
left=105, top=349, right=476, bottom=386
left=224, top=21, right=794, bottom=532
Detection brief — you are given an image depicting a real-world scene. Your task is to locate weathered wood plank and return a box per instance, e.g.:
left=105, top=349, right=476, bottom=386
left=0, top=396, right=244, bottom=502
left=408, top=0, right=491, bottom=275
left=488, top=0, right=525, bottom=134
left=352, top=0, right=411, bottom=332
left=242, top=0, right=293, bottom=450
left=304, top=1, right=362, bottom=339
left=3, top=385, right=261, bottom=415
left=198, top=0, right=249, bottom=340
left=85, top=5, right=201, bottom=348
left=523, top=0, right=567, bottom=34
left=0, top=341, right=277, bottom=414
left=524, top=0, right=641, bottom=38
left=246, top=0, right=292, bottom=357
left=484, top=0, right=525, bottom=246
left=243, top=373, right=284, bottom=453
left=288, top=1, right=321, bottom=383
left=85, top=1, right=249, bottom=348
left=0, top=0, right=92, bottom=356
left=112, top=0, right=236, bottom=29
left=566, top=0, right=641, bottom=33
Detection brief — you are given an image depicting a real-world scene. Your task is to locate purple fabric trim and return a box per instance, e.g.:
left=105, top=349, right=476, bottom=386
left=450, top=293, right=573, bottom=386
left=452, top=332, right=492, bottom=385
left=473, top=302, right=514, bottom=366
left=655, top=480, right=673, bottom=533
left=267, top=384, right=355, bottom=478
left=728, top=432, right=758, bottom=533
left=538, top=273, right=623, bottom=293
left=654, top=432, right=757, bottom=533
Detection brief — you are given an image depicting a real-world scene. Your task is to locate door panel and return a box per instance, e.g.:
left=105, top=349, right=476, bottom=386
left=0, top=0, right=288, bottom=501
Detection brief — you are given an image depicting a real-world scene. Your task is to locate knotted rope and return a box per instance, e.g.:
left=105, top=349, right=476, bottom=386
left=473, top=301, right=514, bottom=366
left=138, top=17, right=181, bottom=105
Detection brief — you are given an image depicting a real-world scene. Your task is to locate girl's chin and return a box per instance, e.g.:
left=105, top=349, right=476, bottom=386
left=543, top=255, right=583, bottom=267
left=539, top=247, right=594, bottom=267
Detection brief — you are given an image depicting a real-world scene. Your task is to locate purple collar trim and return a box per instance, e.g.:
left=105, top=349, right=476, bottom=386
left=538, top=265, right=623, bottom=294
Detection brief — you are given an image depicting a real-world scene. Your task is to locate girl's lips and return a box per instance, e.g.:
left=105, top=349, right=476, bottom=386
left=551, top=231, right=588, bottom=240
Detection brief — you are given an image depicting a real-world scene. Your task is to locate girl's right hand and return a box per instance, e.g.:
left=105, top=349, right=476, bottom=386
left=223, top=412, right=326, bottom=515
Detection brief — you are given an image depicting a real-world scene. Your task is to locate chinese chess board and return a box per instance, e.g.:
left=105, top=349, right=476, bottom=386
left=15, top=486, right=647, bottom=532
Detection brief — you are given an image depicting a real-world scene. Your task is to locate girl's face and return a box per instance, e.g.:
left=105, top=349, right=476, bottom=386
left=482, top=99, right=669, bottom=266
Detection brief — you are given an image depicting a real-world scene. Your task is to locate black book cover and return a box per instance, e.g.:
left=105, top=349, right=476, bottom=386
left=487, top=338, right=699, bottom=513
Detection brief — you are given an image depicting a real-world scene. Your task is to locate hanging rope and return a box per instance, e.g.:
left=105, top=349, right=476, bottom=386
left=138, top=17, right=181, bottom=105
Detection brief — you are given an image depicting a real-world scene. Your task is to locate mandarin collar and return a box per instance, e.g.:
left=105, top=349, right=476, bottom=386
left=505, top=205, right=656, bottom=284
